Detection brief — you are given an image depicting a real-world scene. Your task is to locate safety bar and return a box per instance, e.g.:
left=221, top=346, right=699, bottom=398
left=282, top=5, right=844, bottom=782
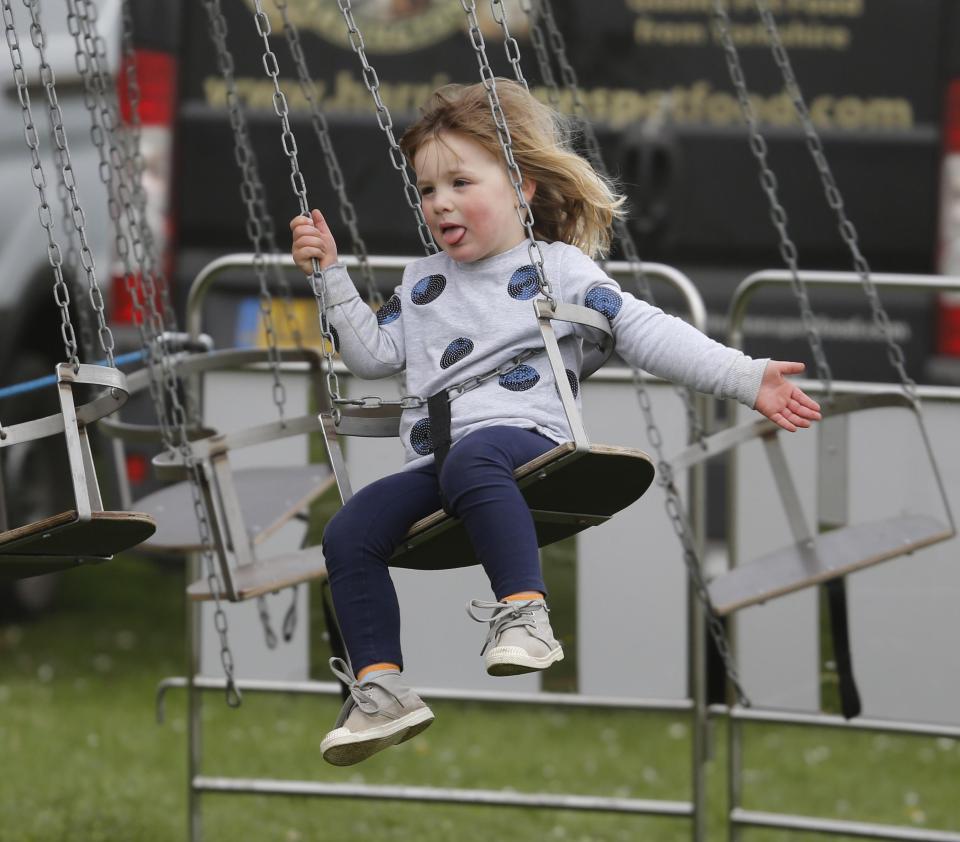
left=186, top=254, right=708, bottom=340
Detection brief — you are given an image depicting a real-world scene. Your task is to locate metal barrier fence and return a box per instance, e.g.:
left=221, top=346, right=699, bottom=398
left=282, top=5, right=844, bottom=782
left=722, top=269, right=960, bottom=842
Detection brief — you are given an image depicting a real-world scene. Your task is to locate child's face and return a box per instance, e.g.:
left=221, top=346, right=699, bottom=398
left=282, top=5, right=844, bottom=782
left=414, top=131, right=534, bottom=264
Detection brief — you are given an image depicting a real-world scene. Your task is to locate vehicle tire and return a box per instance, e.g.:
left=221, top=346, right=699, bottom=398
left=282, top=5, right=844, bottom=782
left=0, top=352, right=72, bottom=617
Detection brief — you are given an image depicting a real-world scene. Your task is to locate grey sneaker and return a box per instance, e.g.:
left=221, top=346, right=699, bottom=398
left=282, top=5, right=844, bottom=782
left=467, top=598, right=564, bottom=676
left=320, top=657, right=434, bottom=766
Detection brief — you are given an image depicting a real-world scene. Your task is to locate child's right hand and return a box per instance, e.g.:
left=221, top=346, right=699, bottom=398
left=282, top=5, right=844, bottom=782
left=290, top=209, right=339, bottom=274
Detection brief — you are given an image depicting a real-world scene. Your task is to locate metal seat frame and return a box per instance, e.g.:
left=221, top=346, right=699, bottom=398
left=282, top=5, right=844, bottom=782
left=100, top=347, right=335, bottom=602
left=672, top=389, right=956, bottom=615
left=681, top=270, right=958, bottom=617
left=0, top=363, right=157, bottom=579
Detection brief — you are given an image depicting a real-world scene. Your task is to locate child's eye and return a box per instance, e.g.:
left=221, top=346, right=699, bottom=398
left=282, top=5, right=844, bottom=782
left=453, top=178, right=468, bottom=188
left=419, top=185, right=434, bottom=196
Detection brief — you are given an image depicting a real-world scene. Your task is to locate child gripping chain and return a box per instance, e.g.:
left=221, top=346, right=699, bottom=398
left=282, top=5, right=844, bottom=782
left=290, top=80, right=821, bottom=767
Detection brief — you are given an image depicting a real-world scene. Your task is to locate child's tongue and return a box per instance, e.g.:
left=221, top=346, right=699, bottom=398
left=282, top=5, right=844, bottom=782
left=442, top=225, right=465, bottom=245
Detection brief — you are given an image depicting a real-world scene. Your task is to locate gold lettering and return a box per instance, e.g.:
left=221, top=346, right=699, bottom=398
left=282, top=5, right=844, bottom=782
left=634, top=17, right=708, bottom=46
left=201, top=77, right=913, bottom=134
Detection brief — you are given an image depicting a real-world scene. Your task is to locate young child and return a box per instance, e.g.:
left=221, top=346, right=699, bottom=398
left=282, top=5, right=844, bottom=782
left=290, top=79, right=821, bottom=767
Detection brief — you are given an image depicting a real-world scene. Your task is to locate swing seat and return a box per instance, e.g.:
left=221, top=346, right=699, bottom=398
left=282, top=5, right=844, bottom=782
left=104, top=347, right=336, bottom=603
left=0, top=363, right=158, bottom=580
left=0, top=510, right=157, bottom=580
left=707, top=513, right=952, bottom=616
left=670, top=391, right=956, bottom=616
left=134, top=466, right=333, bottom=554
left=390, top=442, right=655, bottom=570
left=319, top=297, right=656, bottom=571
left=186, top=545, right=326, bottom=601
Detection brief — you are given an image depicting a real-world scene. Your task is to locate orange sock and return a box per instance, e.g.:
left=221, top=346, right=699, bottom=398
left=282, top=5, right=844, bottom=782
left=357, top=662, right=401, bottom=681
left=504, top=591, right=544, bottom=602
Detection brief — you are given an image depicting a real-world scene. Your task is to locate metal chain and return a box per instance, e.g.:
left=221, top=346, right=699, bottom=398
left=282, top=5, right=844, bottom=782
left=25, top=0, right=117, bottom=367
left=71, top=0, right=174, bottom=436
left=69, top=0, right=241, bottom=705
left=245, top=0, right=346, bottom=420
left=273, top=0, right=381, bottom=310
left=5, top=0, right=78, bottom=368
left=490, top=0, right=527, bottom=90
left=514, top=0, right=747, bottom=704
left=520, top=0, right=705, bottom=444
left=752, top=0, right=915, bottom=401
left=204, top=0, right=301, bottom=647
left=712, top=0, right=833, bottom=398
left=459, top=0, right=553, bottom=307
left=335, top=0, right=437, bottom=257
left=203, top=0, right=290, bottom=423
left=50, top=128, right=96, bottom=361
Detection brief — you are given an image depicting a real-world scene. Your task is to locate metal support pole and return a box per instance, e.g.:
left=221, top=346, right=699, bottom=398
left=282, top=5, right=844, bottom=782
left=188, top=552, right=204, bottom=842
left=690, top=392, right=711, bottom=842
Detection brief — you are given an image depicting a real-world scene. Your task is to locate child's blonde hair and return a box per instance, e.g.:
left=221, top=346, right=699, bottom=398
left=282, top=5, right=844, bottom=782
left=400, top=80, right=625, bottom=259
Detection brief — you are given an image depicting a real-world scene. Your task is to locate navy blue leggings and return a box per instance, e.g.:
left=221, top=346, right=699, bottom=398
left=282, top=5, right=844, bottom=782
left=322, top=425, right=556, bottom=673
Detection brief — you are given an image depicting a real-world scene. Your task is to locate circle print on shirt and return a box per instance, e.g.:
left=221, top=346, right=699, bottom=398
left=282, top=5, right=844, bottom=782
left=499, top=364, right=540, bottom=391
left=410, top=418, right=434, bottom=456
left=584, top=287, right=623, bottom=321
left=440, top=337, right=474, bottom=369
left=565, top=368, right=579, bottom=398
left=377, top=294, right=402, bottom=325
left=507, top=265, right=539, bottom=300
left=411, top=274, right=447, bottom=305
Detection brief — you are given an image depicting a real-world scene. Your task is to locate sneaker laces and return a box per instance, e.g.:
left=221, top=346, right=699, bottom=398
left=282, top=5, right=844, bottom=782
left=466, top=598, right=549, bottom=655
left=329, top=657, right=402, bottom=717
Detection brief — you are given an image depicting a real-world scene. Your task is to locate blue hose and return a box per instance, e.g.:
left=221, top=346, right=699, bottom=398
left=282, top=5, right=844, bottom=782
left=0, top=350, right=146, bottom=401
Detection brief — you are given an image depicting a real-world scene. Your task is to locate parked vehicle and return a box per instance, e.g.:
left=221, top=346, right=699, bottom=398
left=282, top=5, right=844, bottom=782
left=0, top=0, right=122, bottom=614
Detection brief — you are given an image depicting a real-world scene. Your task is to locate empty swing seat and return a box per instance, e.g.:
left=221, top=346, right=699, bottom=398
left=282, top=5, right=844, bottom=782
left=100, top=347, right=337, bottom=603
left=0, top=510, right=157, bottom=581
left=0, top=363, right=157, bottom=580
left=670, top=391, right=956, bottom=616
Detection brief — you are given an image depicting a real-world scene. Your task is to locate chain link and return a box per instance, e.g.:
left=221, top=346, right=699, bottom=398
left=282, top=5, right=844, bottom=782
left=273, top=0, right=381, bottom=311
left=516, top=0, right=747, bottom=705
left=712, top=0, right=833, bottom=399
left=246, top=0, right=346, bottom=420
left=751, top=0, right=915, bottom=402
left=203, top=0, right=290, bottom=424
left=50, top=127, right=95, bottom=361
left=459, top=0, right=552, bottom=307
left=25, top=0, right=117, bottom=366
left=335, top=0, right=437, bottom=257
left=70, top=0, right=242, bottom=706
left=490, top=0, right=527, bottom=90
left=5, top=0, right=76, bottom=368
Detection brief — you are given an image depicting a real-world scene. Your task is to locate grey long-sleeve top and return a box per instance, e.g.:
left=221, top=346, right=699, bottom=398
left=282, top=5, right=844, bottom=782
left=320, top=239, right=768, bottom=469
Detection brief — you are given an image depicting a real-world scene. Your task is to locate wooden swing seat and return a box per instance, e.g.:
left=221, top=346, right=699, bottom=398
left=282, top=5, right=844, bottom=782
left=708, top=513, right=952, bottom=616
left=0, top=510, right=157, bottom=580
left=391, top=442, right=656, bottom=570
left=136, top=465, right=334, bottom=553
left=186, top=545, right=326, bottom=601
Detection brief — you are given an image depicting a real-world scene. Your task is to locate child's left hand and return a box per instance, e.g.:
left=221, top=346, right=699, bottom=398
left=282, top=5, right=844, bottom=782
left=754, top=361, right=822, bottom=432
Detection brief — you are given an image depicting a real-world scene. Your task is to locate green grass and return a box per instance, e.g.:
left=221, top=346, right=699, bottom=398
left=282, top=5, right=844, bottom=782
left=1, top=554, right=958, bottom=842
